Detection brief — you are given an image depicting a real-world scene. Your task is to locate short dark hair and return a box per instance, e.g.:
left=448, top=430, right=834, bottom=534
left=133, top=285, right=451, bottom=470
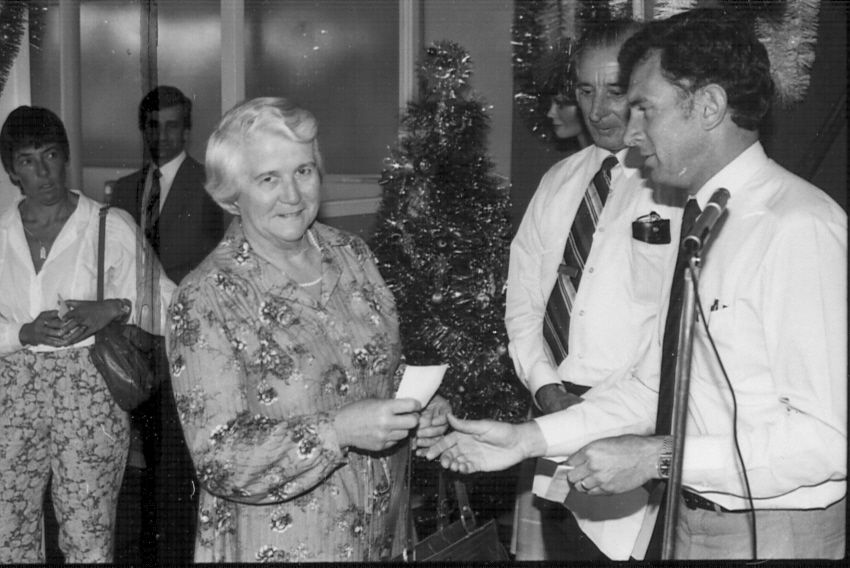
left=618, top=8, right=774, bottom=131
left=0, top=106, right=70, bottom=175
left=138, top=85, right=192, bottom=130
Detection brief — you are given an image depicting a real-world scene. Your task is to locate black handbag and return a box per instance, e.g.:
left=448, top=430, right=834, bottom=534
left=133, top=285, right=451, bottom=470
left=89, top=205, right=164, bottom=411
left=394, top=450, right=510, bottom=562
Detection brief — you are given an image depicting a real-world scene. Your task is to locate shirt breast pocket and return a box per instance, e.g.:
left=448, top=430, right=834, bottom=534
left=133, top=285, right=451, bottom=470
left=704, top=301, right=735, bottom=333
left=630, top=239, right=673, bottom=307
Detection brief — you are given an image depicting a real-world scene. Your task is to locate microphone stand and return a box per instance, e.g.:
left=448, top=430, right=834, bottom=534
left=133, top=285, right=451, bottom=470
left=661, top=253, right=701, bottom=560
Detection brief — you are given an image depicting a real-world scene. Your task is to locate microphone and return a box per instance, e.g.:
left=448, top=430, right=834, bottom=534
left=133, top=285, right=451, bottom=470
left=682, top=188, right=730, bottom=254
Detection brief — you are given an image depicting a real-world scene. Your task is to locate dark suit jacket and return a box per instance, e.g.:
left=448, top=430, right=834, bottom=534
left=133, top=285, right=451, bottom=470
left=112, top=155, right=227, bottom=284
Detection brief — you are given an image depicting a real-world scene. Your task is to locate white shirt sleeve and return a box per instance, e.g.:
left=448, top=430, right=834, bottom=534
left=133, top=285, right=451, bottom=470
left=505, top=157, right=582, bottom=397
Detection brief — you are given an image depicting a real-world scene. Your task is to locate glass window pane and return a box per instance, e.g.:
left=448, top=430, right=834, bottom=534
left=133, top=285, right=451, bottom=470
left=80, top=0, right=144, bottom=168
left=245, top=0, right=399, bottom=175
left=30, top=0, right=146, bottom=168
left=29, top=1, right=64, bottom=127
left=156, top=0, right=221, bottom=164
left=30, top=0, right=220, bottom=170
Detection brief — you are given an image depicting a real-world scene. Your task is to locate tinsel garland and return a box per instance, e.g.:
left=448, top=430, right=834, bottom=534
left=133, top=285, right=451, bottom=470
left=513, top=0, right=631, bottom=144
left=0, top=0, right=27, bottom=99
left=753, top=0, right=820, bottom=107
left=513, top=0, right=821, bottom=142
left=651, top=0, right=698, bottom=20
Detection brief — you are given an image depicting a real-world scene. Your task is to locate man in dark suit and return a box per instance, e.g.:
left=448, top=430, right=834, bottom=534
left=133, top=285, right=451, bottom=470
left=112, top=85, right=225, bottom=283
left=112, top=85, right=226, bottom=565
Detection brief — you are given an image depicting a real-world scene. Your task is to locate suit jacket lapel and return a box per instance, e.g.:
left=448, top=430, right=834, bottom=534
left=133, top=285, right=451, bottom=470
left=137, top=164, right=154, bottom=214
left=158, top=158, right=195, bottom=225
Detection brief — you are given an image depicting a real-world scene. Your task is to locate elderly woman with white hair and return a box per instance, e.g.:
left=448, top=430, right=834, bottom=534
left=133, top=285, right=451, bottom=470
left=166, top=97, right=449, bottom=562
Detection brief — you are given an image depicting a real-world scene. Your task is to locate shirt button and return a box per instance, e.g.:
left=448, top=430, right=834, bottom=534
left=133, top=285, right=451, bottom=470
left=579, top=310, right=585, bottom=316
left=588, top=267, right=594, bottom=274
left=597, top=227, right=605, bottom=233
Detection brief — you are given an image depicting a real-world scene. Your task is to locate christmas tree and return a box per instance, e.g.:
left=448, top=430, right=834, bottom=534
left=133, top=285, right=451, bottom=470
left=371, top=41, right=527, bottom=533
left=371, top=41, right=528, bottom=424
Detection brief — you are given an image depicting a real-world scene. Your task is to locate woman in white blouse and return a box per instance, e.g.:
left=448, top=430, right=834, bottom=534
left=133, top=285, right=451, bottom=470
left=0, top=106, right=174, bottom=563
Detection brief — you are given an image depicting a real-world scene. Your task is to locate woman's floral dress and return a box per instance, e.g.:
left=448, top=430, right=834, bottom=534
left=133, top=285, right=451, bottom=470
left=167, top=220, right=407, bottom=562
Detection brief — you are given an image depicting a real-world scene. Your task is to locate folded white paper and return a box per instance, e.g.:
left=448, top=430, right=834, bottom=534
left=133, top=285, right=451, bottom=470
left=395, top=364, right=447, bottom=406
left=532, top=457, right=573, bottom=503
left=57, top=294, right=69, bottom=319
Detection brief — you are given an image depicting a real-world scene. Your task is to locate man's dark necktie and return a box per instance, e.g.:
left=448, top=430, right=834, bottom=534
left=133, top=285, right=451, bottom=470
left=655, top=197, right=701, bottom=435
left=144, top=168, right=162, bottom=253
left=645, top=197, right=701, bottom=559
left=543, top=155, right=618, bottom=365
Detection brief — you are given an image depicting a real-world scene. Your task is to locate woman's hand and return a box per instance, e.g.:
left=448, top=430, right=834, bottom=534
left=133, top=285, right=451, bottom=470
left=334, top=398, right=422, bottom=452
left=19, top=310, right=85, bottom=347
left=62, top=299, right=126, bottom=342
left=414, top=394, right=451, bottom=450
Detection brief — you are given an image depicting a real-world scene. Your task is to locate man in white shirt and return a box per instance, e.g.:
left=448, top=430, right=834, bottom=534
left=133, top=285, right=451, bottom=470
left=506, top=19, right=681, bottom=560
left=429, top=8, right=846, bottom=560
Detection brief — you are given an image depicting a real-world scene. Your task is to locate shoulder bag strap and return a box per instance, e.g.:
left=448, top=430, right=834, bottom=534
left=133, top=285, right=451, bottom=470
left=404, top=447, right=415, bottom=557
left=97, top=206, right=108, bottom=302
left=437, top=467, right=449, bottom=531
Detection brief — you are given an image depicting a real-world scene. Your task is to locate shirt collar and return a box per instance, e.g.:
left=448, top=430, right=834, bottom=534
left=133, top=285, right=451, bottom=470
left=151, top=150, right=187, bottom=189
left=220, top=220, right=346, bottom=306
left=588, top=145, right=637, bottom=179
left=693, top=141, right=766, bottom=210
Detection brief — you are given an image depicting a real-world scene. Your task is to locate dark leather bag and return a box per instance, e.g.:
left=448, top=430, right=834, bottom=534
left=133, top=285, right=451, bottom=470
left=405, top=480, right=509, bottom=562
left=90, top=205, right=164, bottom=411
left=394, top=451, right=510, bottom=562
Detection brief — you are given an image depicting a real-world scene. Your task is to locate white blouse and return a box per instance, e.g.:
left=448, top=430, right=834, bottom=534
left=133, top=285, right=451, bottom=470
left=0, top=191, right=175, bottom=355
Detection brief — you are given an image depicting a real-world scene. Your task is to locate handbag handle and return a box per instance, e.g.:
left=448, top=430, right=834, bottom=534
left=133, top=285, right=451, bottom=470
left=437, top=466, right=448, bottom=531
left=400, top=457, right=480, bottom=562
left=436, top=471, right=477, bottom=532
left=452, top=476, right=477, bottom=532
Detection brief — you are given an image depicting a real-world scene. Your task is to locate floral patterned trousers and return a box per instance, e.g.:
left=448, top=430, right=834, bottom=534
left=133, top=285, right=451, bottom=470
left=0, top=347, right=129, bottom=563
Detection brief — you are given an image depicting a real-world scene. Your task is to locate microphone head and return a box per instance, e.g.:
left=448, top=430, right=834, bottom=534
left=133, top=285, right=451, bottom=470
left=708, top=187, right=730, bottom=208
left=682, top=188, right=730, bottom=254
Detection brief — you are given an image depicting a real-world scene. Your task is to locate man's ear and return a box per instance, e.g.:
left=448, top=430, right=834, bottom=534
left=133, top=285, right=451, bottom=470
left=699, top=84, right=728, bottom=130
left=8, top=172, right=21, bottom=188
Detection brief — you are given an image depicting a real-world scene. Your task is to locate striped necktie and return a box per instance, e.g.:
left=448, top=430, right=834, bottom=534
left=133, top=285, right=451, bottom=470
left=144, top=167, right=162, bottom=252
left=543, top=155, right=618, bottom=365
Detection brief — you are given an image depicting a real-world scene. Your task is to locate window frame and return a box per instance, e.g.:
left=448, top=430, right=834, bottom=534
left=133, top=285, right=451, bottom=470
left=54, top=0, right=421, bottom=218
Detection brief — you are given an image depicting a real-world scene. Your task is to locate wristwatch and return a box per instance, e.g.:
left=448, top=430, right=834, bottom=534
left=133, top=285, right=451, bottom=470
left=657, top=436, right=673, bottom=479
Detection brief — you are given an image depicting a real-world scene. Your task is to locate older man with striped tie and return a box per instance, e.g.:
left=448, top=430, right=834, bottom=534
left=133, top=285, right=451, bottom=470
left=504, top=18, right=682, bottom=561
